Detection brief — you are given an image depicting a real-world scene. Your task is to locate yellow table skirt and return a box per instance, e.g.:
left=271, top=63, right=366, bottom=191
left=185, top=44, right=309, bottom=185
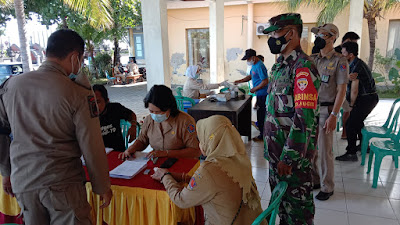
left=0, top=160, right=200, bottom=225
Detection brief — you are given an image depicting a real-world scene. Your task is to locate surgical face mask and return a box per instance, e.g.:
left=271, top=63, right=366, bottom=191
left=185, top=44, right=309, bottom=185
left=69, top=55, right=82, bottom=79
left=247, top=59, right=254, bottom=66
left=267, top=30, right=291, bottom=54
left=194, top=72, right=200, bottom=79
left=314, top=37, right=326, bottom=50
left=151, top=113, right=169, bottom=123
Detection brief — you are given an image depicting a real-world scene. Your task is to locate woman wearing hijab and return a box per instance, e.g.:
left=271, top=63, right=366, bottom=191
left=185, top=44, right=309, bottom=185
left=151, top=115, right=266, bottom=225
left=183, top=65, right=225, bottom=99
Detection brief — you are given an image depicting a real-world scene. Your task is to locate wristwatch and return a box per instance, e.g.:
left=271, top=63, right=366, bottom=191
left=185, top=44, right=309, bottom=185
left=330, top=111, right=338, bottom=117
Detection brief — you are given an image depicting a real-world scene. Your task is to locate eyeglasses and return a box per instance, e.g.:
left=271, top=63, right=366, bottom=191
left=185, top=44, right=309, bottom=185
left=268, top=28, right=290, bottom=37
left=316, top=33, right=332, bottom=39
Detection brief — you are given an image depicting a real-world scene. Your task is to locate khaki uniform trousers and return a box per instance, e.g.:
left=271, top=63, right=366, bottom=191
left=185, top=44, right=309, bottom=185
left=312, top=106, right=335, bottom=193
left=15, top=183, right=92, bottom=225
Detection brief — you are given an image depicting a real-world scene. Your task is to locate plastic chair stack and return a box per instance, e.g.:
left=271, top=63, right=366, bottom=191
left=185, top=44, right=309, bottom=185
left=175, top=96, right=196, bottom=113
left=361, top=98, right=400, bottom=166
left=120, top=120, right=141, bottom=150
left=367, top=106, right=400, bottom=188
left=175, top=87, right=183, bottom=96
left=252, top=181, right=288, bottom=225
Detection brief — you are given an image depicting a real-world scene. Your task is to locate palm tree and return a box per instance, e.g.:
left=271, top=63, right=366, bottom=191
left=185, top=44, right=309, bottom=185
left=286, top=0, right=400, bottom=68
left=14, top=0, right=32, bottom=72
left=0, top=0, right=113, bottom=73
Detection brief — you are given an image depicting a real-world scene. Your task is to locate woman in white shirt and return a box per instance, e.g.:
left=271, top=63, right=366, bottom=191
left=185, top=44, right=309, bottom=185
left=183, top=65, right=224, bottom=99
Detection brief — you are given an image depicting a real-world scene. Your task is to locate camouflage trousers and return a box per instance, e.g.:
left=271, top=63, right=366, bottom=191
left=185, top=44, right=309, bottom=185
left=269, top=162, right=315, bottom=225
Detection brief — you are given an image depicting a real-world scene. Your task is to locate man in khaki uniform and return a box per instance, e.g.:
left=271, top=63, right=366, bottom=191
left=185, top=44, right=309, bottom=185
left=0, top=29, right=112, bottom=225
left=310, top=24, right=348, bottom=201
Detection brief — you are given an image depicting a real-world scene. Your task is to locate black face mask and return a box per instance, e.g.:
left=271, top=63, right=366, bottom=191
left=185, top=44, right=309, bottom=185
left=267, top=31, right=290, bottom=54
left=314, top=37, right=326, bottom=50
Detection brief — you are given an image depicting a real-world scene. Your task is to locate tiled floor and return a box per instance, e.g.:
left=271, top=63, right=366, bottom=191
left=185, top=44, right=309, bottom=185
left=245, top=99, right=400, bottom=225
left=107, top=84, right=399, bottom=225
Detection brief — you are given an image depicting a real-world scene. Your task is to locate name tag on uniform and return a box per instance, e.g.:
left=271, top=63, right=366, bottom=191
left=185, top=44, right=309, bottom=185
left=321, top=74, right=330, bottom=83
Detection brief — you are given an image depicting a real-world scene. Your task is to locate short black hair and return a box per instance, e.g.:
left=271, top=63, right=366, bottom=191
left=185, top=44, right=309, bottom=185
left=342, top=41, right=359, bottom=56
left=92, top=84, right=109, bottom=102
left=144, top=85, right=179, bottom=117
left=342, top=32, right=360, bottom=43
left=257, top=55, right=264, bottom=61
left=46, top=29, right=84, bottom=59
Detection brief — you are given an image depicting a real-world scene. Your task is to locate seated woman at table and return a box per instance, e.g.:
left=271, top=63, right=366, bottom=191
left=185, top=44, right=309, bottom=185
left=151, top=115, right=266, bottom=225
left=93, top=84, right=137, bottom=152
left=118, top=85, right=201, bottom=160
left=183, top=65, right=225, bottom=99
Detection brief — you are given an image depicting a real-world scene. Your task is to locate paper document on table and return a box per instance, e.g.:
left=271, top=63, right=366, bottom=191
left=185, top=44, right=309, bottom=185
left=81, top=148, right=114, bottom=165
left=109, top=152, right=148, bottom=179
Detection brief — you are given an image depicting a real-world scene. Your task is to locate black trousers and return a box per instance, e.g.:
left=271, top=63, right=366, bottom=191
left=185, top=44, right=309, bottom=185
left=345, top=94, right=379, bottom=154
left=256, top=95, right=267, bottom=137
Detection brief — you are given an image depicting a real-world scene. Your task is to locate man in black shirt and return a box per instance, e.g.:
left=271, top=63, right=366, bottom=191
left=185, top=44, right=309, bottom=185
left=334, top=32, right=360, bottom=54
left=93, top=85, right=137, bottom=151
left=336, top=42, right=379, bottom=161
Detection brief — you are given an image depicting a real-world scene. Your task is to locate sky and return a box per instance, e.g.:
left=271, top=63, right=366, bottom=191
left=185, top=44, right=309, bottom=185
left=2, top=15, right=58, bottom=49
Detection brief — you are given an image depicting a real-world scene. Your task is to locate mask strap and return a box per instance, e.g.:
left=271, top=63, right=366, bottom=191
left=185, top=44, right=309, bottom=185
left=71, top=55, right=75, bottom=74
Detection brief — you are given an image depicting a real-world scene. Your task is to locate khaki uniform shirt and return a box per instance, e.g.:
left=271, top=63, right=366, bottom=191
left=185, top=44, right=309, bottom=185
left=163, top=162, right=265, bottom=225
left=183, top=78, right=219, bottom=99
left=0, top=61, right=110, bottom=194
left=137, top=111, right=200, bottom=151
left=127, top=62, right=139, bottom=75
left=311, top=50, right=349, bottom=103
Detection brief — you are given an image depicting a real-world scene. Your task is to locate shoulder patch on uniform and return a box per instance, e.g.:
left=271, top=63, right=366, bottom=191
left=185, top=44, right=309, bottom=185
left=340, top=64, right=347, bottom=71
left=294, top=68, right=318, bottom=110
left=188, top=177, right=197, bottom=190
left=187, top=124, right=195, bottom=133
left=88, top=96, right=99, bottom=118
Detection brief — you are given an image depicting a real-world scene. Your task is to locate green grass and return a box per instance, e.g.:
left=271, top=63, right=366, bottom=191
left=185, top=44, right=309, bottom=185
left=90, top=78, right=108, bottom=85
left=377, top=89, right=400, bottom=99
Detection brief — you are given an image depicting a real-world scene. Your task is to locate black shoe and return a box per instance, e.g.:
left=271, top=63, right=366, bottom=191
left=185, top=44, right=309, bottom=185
left=336, top=153, right=358, bottom=161
left=252, top=135, right=263, bottom=142
left=313, top=184, right=321, bottom=190
left=315, top=191, right=334, bottom=201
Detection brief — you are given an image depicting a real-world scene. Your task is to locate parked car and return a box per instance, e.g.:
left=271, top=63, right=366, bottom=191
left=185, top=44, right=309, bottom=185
left=0, top=62, right=23, bottom=83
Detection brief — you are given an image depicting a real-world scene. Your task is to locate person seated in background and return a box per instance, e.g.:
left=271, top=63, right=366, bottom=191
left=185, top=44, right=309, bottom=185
left=151, top=115, right=266, bottom=225
left=93, top=84, right=137, bottom=152
left=113, top=62, right=126, bottom=83
left=183, top=65, right=226, bottom=99
left=118, top=85, right=201, bottom=160
left=127, top=57, right=140, bottom=76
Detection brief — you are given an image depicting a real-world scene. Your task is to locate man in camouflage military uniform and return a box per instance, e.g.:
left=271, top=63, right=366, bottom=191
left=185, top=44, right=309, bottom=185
left=310, top=24, right=348, bottom=201
left=263, top=13, right=320, bottom=225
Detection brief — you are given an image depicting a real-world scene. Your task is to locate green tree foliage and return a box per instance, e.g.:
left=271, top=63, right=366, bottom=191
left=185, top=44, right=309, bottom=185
left=107, top=0, right=141, bottom=66
left=286, top=0, right=400, bottom=68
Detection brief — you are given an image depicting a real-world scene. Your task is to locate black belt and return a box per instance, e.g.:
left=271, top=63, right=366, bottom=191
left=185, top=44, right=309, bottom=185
left=320, top=102, right=334, bottom=106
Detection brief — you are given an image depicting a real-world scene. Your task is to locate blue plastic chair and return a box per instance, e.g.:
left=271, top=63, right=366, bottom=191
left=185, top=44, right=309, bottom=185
left=105, top=70, right=117, bottom=85
left=252, top=181, right=288, bottom=225
left=367, top=107, right=400, bottom=188
left=361, top=98, right=400, bottom=165
left=120, top=120, right=141, bottom=150
left=175, top=96, right=196, bottom=113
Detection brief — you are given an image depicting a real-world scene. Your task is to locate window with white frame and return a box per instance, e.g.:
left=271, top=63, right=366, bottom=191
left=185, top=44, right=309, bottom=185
left=387, top=20, right=400, bottom=57
left=187, top=28, right=210, bottom=68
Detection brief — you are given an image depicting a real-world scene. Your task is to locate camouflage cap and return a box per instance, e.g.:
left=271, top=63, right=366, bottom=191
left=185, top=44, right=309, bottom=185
left=263, top=13, right=303, bottom=34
